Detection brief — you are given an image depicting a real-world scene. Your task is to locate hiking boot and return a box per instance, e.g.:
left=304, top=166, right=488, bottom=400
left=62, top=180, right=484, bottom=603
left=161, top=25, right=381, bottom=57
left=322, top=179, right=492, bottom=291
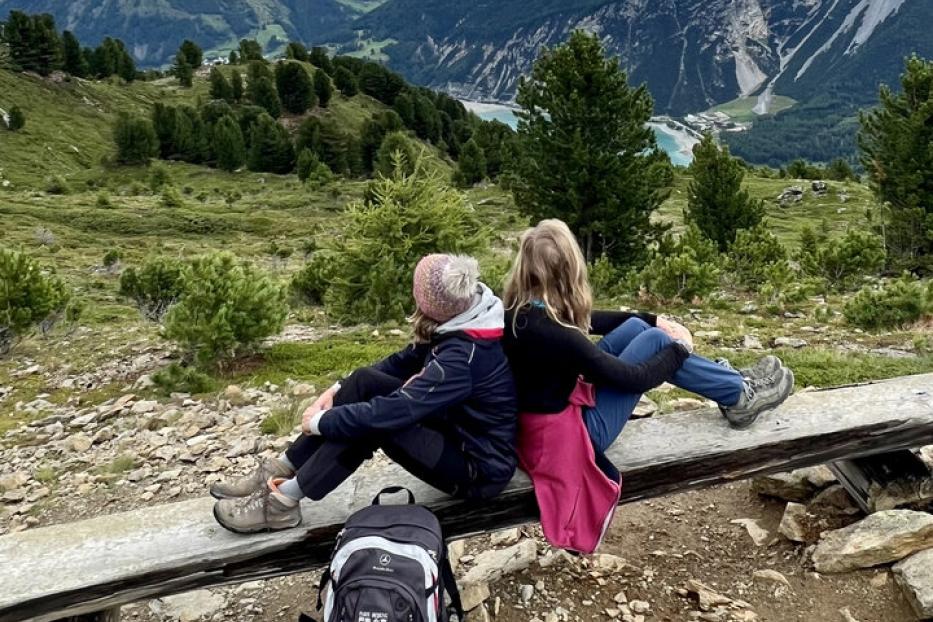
left=213, top=485, right=302, bottom=534
left=741, top=355, right=783, bottom=380
left=210, top=458, right=294, bottom=500
left=721, top=366, right=795, bottom=430
left=716, top=355, right=783, bottom=380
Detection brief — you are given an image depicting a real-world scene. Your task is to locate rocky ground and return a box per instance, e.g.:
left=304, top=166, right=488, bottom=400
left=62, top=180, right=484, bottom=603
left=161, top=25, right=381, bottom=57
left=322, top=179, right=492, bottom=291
left=2, top=325, right=933, bottom=622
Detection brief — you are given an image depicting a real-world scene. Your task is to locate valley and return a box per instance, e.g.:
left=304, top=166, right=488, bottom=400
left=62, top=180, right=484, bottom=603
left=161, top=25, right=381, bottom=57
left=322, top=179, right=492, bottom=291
left=1, top=9, right=932, bottom=622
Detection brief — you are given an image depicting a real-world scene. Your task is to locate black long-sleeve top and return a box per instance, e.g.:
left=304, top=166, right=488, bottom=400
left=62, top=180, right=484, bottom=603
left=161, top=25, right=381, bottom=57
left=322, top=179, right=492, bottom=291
left=502, top=305, right=690, bottom=414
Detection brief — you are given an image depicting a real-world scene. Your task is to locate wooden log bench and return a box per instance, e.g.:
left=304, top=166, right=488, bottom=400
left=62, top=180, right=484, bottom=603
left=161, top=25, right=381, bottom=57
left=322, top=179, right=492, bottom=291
left=2, top=374, right=932, bottom=622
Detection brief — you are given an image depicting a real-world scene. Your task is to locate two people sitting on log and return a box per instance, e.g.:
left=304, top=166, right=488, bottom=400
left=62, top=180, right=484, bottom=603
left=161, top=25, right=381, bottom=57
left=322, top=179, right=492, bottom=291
left=211, top=253, right=518, bottom=533
left=210, top=222, right=794, bottom=539
left=501, top=219, right=795, bottom=552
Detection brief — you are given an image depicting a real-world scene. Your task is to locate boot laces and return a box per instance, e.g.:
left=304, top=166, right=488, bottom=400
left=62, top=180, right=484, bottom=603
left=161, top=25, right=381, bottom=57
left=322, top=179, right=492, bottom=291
left=234, top=489, right=269, bottom=516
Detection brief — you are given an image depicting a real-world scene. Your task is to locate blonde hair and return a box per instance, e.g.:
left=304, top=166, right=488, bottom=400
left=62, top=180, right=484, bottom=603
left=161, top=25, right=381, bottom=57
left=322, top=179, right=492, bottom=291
left=409, top=308, right=440, bottom=344
left=503, top=219, right=592, bottom=334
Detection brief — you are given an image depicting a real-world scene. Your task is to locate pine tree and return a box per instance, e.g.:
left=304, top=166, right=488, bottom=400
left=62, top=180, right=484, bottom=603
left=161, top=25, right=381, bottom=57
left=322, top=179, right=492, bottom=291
left=250, top=76, right=281, bottom=118
left=114, top=39, right=136, bottom=82
left=238, top=39, right=263, bottom=62
left=333, top=66, right=358, bottom=97
left=685, top=134, right=764, bottom=252
left=393, top=92, right=415, bottom=127
left=231, top=69, right=244, bottom=102
left=228, top=50, right=239, bottom=65
left=511, top=30, right=672, bottom=265
left=7, top=105, right=25, bottom=131
left=151, top=103, right=178, bottom=158
left=309, top=47, right=333, bottom=75
left=375, top=131, right=417, bottom=178
left=296, top=116, right=323, bottom=156
left=113, top=113, right=159, bottom=164
left=213, top=115, right=247, bottom=172
left=247, top=62, right=281, bottom=118
left=248, top=113, right=295, bottom=174
left=274, top=61, right=315, bottom=114
left=179, top=40, right=203, bottom=68
left=285, top=41, right=309, bottom=62
left=453, top=138, right=487, bottom=187
left=313, top=69, right=334, bottom=108
left=297, top=148, right=331, bottom=185
left=360, top=111, right=403, bottom=172
left=174, top=52, right=193, bottom=87
left=209, top=67, right=233, bottom=102
left=62, top=30, right=88, bottom=77
left=4, top=11, right=62, bottom=75
left=472, top=120, right=516, bottom=179
left=859, top=55, right=933, bottom=269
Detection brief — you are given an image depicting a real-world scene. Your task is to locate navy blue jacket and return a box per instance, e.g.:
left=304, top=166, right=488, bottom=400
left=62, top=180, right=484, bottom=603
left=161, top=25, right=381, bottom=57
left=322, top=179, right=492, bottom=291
left=317, top=331, right=518, bottom=496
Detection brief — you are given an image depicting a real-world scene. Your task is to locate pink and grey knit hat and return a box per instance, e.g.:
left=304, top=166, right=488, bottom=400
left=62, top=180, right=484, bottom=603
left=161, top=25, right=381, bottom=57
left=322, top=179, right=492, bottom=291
left=412, top=254, right=479, bottom=323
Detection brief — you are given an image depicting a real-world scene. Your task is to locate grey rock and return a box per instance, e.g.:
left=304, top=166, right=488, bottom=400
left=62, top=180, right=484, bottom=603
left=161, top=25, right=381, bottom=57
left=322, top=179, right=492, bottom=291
left=489, top=527, right=521, bottom=546
left=149, top=589, right=226, bottom=622
left=812, top=510, right=933, bottom=573
left=751, top=466, right=835, bottom=502
left=459, top=580, right=490, bottom=611
left=461, top=540, right=536, bottom=585
left=893, top=548, right=933, bottom=619
left=778, top=502, right=811, bottom=543
left=743, top=335, right=763, bottom=350
left=773, top=337, right=808, bottom=349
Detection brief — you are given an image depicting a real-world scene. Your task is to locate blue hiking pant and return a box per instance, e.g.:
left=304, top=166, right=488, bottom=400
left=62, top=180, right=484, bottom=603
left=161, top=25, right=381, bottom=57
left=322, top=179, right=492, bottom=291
left=584, top=318, right=745, bottom=453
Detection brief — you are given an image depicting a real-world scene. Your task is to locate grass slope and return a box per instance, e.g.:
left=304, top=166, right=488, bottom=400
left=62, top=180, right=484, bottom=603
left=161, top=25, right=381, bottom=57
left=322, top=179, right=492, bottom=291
left=709, top=95, right=796, bottom=123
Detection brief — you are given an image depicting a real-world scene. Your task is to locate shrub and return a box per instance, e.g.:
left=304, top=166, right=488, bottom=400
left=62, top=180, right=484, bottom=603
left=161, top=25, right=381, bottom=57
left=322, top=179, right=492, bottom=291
left=45, top=175, right=70, bottom=195
left=161, top=186, right=185, bottom=208
left=375, top=131, right=417, bottom=178
left=119, top=256, right=186, bottom=321
left=152, top=362, right=215, bottom=395
left=726, top=225, right=788, bottom=288
left=589, top=255, right=627, bottom=300
left=799, top=228, right=886, bottom=291
left=315, top=157, right=487, bottom=323
left=0, top=248, right=73, bottom=356
left=640, top=224, right=720, bottom=303
left=149, top=163, right=171, bottom=191
left=164, top=252, right=288, bottom=366
left=291, top=250, right=337, bottom=306
left=7, top=105, right=25, bottom=131
left=113, top=113, right=159, bottom=164
left=34, top=227, right=56, bottom=247
left=96, top=191, right=112, bottom=208
left=296, top=148, right=332, bottom=187
left=844, top=276, right=933, bottom=330
left=102, top=249, right=121, bottom=269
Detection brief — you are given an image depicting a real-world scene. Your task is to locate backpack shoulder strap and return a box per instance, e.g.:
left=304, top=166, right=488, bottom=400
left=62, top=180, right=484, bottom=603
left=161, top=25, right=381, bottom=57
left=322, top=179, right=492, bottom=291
left=441, top=555, right=464, bottom=621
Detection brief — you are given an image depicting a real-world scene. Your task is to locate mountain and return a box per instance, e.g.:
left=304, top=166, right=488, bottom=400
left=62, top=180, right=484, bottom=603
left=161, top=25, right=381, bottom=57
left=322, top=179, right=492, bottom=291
left=0, top=0, right=357, bottom=66
left=357, top=0, right=932, bottom=116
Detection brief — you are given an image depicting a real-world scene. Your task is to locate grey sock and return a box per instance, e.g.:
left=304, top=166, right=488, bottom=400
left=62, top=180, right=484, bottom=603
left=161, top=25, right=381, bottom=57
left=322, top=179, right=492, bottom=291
left=278, top=477, right=304, bottom=501
left=278, top=453, right=296, bottom=472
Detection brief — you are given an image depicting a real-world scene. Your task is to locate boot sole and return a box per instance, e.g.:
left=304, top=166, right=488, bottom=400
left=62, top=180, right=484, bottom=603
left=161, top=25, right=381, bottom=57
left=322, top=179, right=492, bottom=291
left=726, top=369, right=795, bottom=430
left=212, top=504, right=302, bottom=535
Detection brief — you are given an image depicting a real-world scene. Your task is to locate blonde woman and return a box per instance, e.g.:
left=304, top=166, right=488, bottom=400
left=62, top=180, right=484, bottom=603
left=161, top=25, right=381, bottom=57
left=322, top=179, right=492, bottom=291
left=502, top=219, right=793, bottom=553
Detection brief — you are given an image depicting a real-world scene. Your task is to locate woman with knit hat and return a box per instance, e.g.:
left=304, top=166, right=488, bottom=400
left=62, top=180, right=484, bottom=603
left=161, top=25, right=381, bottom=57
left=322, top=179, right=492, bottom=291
left=211, top=254, right=517, bottom=533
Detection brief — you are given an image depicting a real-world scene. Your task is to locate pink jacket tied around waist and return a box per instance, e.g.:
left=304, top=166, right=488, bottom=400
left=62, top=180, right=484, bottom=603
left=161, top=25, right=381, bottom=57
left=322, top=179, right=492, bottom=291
left=517, top=378, right=621, bottom=554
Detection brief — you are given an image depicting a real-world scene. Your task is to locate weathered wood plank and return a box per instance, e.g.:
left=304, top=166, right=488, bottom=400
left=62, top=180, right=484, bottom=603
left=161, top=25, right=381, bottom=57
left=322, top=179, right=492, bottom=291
left=2, top=374, right=932, bottom=622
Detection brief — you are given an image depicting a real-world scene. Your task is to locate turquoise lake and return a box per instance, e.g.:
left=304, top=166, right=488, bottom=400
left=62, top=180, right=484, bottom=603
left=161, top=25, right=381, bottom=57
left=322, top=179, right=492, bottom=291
left=463, top=102, right=693, bottom=167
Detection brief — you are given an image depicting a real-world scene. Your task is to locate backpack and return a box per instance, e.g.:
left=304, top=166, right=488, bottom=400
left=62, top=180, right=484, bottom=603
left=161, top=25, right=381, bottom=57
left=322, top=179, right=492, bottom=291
left=306, top=486, right=464, bottom=622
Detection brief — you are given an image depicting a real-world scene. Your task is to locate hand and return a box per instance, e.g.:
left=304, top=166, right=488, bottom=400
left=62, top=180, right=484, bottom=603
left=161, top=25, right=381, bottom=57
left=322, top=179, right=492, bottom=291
left=657, top=316, right=694, bottom=351
left=300, top=386, right=337, bottom=434
left=301, top=407, right=325, bottom=435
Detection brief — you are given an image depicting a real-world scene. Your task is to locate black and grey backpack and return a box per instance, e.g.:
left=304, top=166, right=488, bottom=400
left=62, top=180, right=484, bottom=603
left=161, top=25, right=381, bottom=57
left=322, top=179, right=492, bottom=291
left=306, top=487, right=464, bottom=622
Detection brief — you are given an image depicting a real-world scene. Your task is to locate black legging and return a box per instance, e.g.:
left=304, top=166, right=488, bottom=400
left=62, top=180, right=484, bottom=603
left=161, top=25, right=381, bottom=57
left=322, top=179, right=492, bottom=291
left=284, top=367, right=478, bottom=500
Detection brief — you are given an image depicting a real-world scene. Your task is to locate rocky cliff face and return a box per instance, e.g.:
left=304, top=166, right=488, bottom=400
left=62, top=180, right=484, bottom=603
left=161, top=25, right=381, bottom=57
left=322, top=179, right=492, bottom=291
left=360, top=0, right=926, bottom=114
